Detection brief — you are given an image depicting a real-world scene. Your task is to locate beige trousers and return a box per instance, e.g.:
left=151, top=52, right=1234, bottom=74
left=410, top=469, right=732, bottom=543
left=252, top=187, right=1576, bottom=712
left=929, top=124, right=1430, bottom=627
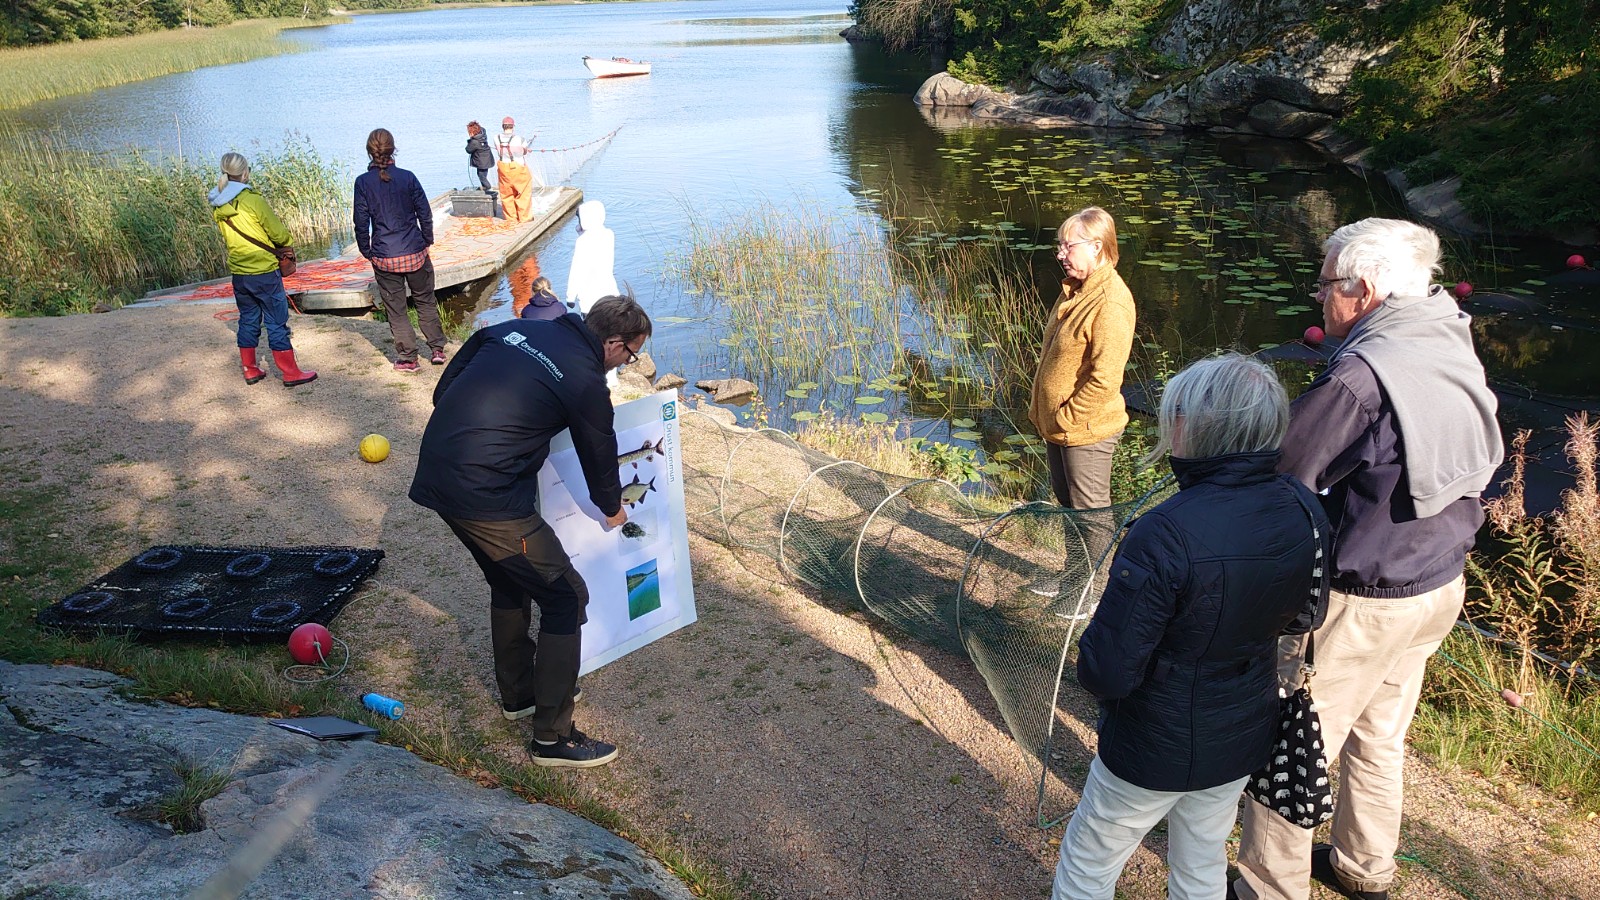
left=1234, top=575, right=1464, bottom=899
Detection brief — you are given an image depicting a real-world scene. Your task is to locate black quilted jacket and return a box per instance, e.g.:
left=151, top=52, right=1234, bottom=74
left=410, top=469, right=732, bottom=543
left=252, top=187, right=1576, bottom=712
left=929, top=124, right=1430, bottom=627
left=1077, top=451, right=1328, bottom=792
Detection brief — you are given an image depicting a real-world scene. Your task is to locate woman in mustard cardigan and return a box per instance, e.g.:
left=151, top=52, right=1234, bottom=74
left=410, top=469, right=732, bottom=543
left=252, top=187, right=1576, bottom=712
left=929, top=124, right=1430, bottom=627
left=1028, top=207, right=1136, bottom=598
left=1030, top=206, right=1136, bottom=508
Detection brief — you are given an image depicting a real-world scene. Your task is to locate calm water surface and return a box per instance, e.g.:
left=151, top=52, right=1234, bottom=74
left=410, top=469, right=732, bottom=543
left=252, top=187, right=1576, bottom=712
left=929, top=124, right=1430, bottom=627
left=6, top=1, right=1588, bottom=493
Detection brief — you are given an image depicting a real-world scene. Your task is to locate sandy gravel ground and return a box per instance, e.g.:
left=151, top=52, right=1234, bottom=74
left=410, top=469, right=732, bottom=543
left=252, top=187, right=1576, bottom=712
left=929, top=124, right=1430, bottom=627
left=1, top=304, right=1595, bottom=899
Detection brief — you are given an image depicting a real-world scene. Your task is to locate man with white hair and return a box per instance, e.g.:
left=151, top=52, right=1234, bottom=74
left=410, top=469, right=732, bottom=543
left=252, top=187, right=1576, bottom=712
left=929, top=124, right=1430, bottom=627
left=1232, top=219, right=1502, bottom=900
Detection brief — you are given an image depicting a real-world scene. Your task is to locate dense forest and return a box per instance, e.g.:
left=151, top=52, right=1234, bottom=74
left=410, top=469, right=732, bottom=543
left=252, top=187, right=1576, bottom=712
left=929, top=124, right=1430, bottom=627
left=0, top=0, right=335, bottom=45
left=851, top=0, right=1597, bottom=233
left=0, top=0, right=559, bottom=47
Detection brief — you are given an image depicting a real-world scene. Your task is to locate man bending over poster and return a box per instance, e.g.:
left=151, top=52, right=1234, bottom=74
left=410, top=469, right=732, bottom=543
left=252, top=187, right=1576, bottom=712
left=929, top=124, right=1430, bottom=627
left=409, top=296, right=651, bottom=768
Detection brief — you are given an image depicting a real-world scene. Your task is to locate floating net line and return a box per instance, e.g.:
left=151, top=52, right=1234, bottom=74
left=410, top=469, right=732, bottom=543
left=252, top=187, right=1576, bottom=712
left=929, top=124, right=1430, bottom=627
left=678, top=407, right=1174, bottom=825
left=527, top=127, right=622, bottom=187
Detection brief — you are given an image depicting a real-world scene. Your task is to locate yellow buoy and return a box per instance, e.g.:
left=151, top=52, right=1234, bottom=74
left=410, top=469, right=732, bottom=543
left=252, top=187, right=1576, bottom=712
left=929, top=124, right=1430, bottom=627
left=359, top=433, right=391, bottom=463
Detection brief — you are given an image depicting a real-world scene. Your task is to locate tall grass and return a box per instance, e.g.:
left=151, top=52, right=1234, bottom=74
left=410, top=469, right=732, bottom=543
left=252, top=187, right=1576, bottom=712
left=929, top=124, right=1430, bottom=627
left=1412, top=416, right=1600, bottom=810
left=0, top=20, right=335, bottom=111
left=0, top=128, right=347, bottom=316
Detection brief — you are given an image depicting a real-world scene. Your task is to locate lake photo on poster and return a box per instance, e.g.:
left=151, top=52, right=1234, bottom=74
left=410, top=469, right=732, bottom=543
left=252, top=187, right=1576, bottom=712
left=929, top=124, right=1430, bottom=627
left=626, top=560, right=661, bottom=621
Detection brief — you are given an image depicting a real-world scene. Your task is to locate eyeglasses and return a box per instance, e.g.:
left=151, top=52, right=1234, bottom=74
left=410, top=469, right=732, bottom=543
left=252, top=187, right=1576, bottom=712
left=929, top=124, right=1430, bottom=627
left=1058, top=238, right=1099, bottom=252
left=614, top=339, right=640, bottom=365
left=1310, top=276, right=1354, bottom=299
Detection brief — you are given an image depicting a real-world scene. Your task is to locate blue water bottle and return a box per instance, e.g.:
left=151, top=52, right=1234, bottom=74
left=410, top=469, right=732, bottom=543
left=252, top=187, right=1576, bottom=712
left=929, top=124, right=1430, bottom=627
left=362, top=692, right=404, bottom=720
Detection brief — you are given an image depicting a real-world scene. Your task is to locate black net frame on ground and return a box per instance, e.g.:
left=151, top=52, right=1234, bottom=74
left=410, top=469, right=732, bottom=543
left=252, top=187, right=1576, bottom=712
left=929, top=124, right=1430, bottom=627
left=37, top=545, right=383, bottom=639
left=678, top=407, right=1175, bottom=826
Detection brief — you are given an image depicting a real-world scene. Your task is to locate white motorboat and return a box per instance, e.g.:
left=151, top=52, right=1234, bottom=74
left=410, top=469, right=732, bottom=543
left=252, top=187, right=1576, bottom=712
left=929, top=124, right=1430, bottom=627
left=583, top=56, right=652, bottom=78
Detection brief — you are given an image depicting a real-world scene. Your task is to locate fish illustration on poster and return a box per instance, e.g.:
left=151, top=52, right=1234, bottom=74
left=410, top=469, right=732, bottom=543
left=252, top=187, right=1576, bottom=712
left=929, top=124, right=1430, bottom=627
left=537, top=390, right=695, bottom=674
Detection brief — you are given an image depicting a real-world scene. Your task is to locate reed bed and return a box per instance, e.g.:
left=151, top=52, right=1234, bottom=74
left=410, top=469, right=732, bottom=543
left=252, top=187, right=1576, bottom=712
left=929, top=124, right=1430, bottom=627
left=0, top=128, right=347, bottom=316
left=677, top=201, right=1139, bottom=499
left=0, top=20, right=331, bottom=111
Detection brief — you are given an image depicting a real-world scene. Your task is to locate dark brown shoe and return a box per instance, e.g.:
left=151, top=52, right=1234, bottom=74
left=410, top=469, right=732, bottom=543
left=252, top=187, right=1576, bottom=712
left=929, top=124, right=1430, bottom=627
left=1311, top=844, right=1389, bottom=900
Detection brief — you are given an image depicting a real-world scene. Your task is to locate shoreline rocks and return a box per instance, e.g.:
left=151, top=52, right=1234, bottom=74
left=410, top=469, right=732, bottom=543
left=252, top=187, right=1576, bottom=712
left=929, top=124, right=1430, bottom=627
left=914, top=70, right=1572, bottom=241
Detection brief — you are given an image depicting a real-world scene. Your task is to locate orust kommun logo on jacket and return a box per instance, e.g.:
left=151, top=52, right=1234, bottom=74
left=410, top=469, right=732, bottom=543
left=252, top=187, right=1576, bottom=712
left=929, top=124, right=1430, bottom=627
left=501, top=331, right=565, bottom=380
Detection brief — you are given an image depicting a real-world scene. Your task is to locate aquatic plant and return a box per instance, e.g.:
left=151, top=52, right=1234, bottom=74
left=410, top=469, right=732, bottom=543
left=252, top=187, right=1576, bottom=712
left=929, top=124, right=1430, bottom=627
left=0, top=128, right=347, bottom=316
left=0, top=19, right=333, bottom=110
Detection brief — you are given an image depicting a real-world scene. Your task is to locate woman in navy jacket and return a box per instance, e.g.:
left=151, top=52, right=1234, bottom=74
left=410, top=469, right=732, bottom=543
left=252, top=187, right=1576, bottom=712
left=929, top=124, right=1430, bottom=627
left=354, top=127, right=447, bottom=371
left=1053, top=352, right=1328, bottom=900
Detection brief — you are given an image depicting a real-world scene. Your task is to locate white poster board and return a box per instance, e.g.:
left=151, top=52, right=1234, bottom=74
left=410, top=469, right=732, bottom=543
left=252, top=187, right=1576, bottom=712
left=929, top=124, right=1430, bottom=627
left=538, top=390, right=696, bottom=675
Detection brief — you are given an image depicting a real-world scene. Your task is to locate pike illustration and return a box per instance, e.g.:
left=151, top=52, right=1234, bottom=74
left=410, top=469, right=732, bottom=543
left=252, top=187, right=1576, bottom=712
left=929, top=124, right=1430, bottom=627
left=620, top=473, right=657, bottom=509
left=618, top=437, right=665, bottom=469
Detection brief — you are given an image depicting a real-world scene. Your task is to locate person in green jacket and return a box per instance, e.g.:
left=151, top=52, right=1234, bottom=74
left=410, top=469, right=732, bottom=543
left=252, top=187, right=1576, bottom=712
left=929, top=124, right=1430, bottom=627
left=208, top=152, right=317, bottom=387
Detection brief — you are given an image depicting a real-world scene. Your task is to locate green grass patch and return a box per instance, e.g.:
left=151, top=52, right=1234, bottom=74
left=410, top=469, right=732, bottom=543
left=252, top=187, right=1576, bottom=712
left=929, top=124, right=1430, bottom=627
left=1414, top=629, right=1600, bottom=812
left=1413, top=419, right=1600, bottom=811
left=151, top=761, right=234, bottom=834
left=0, top=128, right=347, bottom=316
left=0, top=19, right=340, bottom=111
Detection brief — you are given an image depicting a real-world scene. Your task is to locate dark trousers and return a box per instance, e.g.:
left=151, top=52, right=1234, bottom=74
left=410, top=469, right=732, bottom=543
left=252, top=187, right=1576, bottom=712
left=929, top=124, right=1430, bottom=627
left=475, top=168, right=492, bottom=191
left=232, top=272, right=292, bottom=351
left=1046, top=433, right=1122, bottom=594
left=1046, top=433, right=1120, bottom=510
left=440, top=511, right=589, bottom=742
left=375, top=258, right=444, bottom=362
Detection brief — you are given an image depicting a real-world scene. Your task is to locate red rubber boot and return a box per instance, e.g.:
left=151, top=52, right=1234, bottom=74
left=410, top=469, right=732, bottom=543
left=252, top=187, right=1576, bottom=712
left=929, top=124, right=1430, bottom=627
left=239, top=348, right=266, bottom=385
left=271, top=349, right=318, bottom=387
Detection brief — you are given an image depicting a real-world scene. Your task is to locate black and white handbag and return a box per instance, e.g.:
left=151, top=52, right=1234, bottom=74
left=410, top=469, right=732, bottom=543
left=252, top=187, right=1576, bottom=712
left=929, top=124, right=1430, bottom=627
left=1245, top=491, right=1334, bottom=828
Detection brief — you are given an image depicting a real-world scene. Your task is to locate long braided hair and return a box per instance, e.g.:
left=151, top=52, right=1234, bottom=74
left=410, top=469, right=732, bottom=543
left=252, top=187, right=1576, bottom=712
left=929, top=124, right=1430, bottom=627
left=366, top=128, right=396, bottom=183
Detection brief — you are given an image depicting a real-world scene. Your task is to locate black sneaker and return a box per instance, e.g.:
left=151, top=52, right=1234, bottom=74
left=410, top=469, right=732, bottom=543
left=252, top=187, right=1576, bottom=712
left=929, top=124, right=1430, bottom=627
left=1310, top=845, right=1388, bottom=900
left=528, top=727, right=617, bottom=768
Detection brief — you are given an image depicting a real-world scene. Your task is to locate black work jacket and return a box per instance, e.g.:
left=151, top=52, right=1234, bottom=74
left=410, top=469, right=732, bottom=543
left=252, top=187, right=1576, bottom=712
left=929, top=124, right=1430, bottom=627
left=466, top=132, right=494, bottom=169
left=409, top=317, right=622, bottom=521
left=1078, top=451, right=1328, bottom=792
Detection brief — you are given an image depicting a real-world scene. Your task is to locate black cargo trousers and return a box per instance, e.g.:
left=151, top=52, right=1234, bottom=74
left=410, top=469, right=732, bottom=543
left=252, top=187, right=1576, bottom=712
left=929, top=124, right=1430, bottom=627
left=439, top=511, right=588, bottom=743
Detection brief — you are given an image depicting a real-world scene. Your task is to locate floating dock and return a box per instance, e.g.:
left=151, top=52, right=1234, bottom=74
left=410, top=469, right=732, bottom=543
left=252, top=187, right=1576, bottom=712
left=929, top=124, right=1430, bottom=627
left=138, top=186, right=582, bottom=311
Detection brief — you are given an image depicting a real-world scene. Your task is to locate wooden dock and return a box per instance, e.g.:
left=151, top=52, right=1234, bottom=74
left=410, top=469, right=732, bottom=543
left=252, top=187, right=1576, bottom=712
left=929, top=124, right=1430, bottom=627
left=138, top=186, right=582, bottom=311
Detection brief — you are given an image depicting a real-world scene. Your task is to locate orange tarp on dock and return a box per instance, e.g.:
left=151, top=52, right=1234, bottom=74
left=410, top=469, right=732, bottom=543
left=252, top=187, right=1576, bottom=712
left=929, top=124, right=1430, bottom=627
left=140, top=188, right=581, bottom=310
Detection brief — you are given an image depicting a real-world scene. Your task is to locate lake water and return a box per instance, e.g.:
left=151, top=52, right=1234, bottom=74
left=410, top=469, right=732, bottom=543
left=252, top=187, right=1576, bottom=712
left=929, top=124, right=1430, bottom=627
left=6, top=0, right=1591, bottom=497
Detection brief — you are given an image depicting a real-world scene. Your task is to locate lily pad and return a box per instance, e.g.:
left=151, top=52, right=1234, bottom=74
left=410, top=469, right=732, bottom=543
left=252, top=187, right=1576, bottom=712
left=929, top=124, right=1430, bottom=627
left=855, top=396, right=885, bottom=405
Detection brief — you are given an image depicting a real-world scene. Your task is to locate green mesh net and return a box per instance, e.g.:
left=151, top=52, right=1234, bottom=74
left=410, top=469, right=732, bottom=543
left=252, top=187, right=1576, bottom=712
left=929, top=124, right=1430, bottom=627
left=679, top=406, right=1175, bottom=825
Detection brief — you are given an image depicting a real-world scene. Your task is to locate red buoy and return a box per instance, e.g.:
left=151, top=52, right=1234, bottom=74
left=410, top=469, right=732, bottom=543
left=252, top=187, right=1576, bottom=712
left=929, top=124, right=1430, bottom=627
left=288, top=622, right=334, bottom=665
left=1303, top=325, right=1325, bottom=345
left=1453, top=281, right=1473, bottom=299
left=1569, top=254, right=1588, bottom=269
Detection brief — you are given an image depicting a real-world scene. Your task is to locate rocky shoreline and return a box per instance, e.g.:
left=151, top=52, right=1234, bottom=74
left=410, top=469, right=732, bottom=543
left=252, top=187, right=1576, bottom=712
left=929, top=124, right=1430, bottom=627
left=848, top=0, right=1593, bottom=246
left=910, top=70, right=1509, bottom=241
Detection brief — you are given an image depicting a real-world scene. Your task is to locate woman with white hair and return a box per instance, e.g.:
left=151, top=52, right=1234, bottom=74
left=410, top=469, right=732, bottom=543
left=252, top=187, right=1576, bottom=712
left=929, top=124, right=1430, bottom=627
left=208, top=151, right=317, bottom=387
left=1052, top=352, right=1329, bottom=900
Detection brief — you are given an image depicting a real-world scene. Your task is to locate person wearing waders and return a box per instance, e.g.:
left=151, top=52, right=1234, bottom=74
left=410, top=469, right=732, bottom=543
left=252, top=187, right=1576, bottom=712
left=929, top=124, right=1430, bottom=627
left=495, top=117, right=537, bottom=223
left=408, top=295, right=651, bottom=767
